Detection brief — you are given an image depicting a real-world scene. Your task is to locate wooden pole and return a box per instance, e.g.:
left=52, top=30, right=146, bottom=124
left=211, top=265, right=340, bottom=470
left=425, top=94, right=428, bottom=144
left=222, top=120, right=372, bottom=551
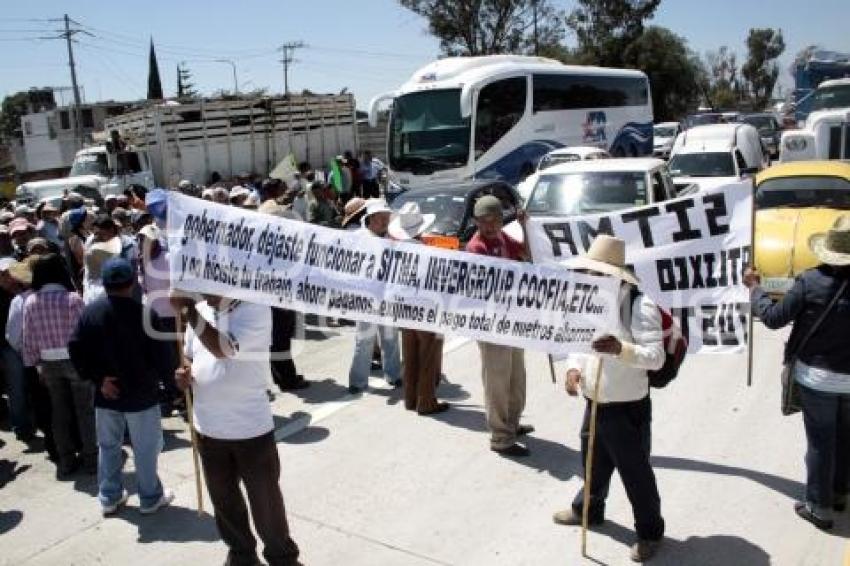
left=547, top=354, right=557, bottom=385
left=176, top=309, right=204, bottom=515
left=581, top=357, right=604, bottom=558
left=747, top=181, right=756, bottom=387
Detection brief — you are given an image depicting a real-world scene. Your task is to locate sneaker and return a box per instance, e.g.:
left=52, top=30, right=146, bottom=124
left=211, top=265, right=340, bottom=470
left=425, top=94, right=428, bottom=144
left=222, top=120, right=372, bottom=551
left=553, top=508, right=603, bottom=526
left=795, top=501, right=833, bottom=530
left=101, top=491, right=129, bottom=517
left=140, top=489, right=175, bottom=515
left=491, top=443, right=530, bottom=457
left=630, top=539, right=661, bottom=562
left=348, top=385, right=364, bottom=395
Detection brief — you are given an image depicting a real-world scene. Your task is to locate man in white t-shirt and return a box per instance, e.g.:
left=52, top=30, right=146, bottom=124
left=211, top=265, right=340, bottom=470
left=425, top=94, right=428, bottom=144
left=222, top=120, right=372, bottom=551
left=173, top=293, right=300, bottom=566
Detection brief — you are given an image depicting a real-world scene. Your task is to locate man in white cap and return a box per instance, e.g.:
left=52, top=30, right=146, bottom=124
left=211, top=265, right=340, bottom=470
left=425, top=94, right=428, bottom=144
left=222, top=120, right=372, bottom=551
left=552, top=234, right=666, bottom=563
left=465, top=195, right=531, bottom=457
left=347, top=199, right=401, bottom=394
left=388, top=202, right=448, bottom=415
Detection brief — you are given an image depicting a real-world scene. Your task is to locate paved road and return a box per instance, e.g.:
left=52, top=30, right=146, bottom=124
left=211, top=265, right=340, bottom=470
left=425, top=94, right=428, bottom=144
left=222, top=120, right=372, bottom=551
left=0, top=317, right=848, bottom=565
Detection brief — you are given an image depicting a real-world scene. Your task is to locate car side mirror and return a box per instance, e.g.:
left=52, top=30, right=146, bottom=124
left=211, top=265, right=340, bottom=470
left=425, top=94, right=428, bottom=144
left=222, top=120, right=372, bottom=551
left=741, top=167, right=760, bottom=177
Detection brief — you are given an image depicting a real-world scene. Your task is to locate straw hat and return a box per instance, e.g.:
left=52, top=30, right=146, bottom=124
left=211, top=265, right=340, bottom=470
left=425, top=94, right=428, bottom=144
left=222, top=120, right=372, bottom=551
left=341, top=197, right=368, bottom=227
left=8, top=256, right=37, bottom=286
left=809, top=215, right=850, bottom=266
left=560, top=235, right=639, bottom=285
left=85, top=237, right=122, bottom=280
left=387, top=201, right=435, bottom=241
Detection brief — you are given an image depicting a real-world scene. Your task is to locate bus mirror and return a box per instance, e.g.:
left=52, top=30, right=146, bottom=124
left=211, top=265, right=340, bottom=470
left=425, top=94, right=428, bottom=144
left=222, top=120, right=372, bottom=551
left=368, top=92, right=395, bottom=128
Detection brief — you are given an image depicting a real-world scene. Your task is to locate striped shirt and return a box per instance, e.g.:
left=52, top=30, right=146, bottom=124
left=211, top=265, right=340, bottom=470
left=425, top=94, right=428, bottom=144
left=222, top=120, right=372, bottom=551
left=23, top=284, right=85, bottom=367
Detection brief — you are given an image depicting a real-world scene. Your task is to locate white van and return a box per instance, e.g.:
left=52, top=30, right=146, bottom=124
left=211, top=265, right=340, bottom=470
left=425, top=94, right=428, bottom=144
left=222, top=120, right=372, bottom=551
left=779, top=78, right=850, bottom=162
left=668, top=123, right=766, bottom=192
left=652, top=121, right=682, bottom=158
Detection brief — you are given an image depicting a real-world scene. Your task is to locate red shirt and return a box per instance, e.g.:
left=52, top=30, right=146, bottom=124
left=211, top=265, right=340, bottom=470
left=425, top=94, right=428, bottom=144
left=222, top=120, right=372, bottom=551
left=466, top=231, right=525, bottom=260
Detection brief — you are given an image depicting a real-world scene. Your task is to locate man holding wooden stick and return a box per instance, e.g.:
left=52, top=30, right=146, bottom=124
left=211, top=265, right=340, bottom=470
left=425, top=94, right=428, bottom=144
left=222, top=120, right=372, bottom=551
left=171, top=292, right=301, bottom=566
left=551, top=235, right=666, bottom=563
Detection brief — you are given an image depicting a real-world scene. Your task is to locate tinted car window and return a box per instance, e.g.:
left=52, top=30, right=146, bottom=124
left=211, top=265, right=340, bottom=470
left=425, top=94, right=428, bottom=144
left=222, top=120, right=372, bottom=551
left=756, top=176, right=850, bottom=209
left=669, top=152, right=735, bottom=177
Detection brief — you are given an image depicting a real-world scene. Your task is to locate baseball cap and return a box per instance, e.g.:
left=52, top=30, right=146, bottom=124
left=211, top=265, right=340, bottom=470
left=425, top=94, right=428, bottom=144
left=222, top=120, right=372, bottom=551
left=145, top=188, right=168, bottom=221
left=473, top=195, right=502, bottom=219
left=101, top=257, right=135, bottom=287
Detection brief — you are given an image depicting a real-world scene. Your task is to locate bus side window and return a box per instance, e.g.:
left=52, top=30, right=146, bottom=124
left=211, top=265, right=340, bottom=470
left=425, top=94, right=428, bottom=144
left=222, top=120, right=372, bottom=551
left=475, top=77, right=527, bottom=158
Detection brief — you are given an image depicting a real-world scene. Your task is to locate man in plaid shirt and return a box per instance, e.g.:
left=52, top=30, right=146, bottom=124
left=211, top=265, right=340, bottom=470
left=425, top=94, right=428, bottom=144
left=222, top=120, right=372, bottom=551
left=23, top=254, right=95, bottom=478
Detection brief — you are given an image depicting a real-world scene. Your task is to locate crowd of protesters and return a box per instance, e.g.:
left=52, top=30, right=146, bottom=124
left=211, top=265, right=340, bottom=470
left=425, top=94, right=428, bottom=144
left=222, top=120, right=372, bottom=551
left=5, top=144, right=846, bottom=564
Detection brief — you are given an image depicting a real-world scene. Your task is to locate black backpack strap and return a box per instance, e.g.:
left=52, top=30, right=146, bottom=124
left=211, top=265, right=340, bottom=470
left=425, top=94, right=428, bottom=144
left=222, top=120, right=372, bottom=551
left=791, top=279, right=848, bottom=359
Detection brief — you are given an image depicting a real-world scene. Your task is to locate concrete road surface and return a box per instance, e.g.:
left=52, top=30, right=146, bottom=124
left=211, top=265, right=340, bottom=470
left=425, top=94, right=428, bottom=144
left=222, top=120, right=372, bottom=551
left=0, top=317, right=848, bottom=565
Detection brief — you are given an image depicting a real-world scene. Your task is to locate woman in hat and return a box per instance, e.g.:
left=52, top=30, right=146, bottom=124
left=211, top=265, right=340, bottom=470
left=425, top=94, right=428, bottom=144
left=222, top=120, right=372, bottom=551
left=745, top=215, right=850, bottom=531
left=341, top=197, right=368, bottom=231
left=388, top=202, right=449, bottom=415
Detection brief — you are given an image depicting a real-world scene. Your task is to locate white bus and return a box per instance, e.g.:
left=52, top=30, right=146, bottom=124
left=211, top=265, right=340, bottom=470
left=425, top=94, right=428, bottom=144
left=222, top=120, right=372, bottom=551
left=368, top=55, right=653, bottom=191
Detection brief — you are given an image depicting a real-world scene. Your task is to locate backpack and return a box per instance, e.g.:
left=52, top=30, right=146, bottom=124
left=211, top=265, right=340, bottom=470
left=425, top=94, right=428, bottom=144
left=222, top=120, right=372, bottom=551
left=630, top=288, right=688, bottom=388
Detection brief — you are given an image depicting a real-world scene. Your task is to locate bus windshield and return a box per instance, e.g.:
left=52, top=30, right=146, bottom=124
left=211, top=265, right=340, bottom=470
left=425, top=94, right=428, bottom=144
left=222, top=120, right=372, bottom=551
left=389, top=89, right=470, bottom=174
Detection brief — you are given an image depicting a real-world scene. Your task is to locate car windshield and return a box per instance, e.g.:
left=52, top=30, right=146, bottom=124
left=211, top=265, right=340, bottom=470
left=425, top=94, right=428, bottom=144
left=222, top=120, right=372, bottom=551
left=668, top=152, right=735, bottom=178
left=756, top=176, right=850, bottom=209
left=743, top=116, right=777, bottom=133
left=686, top=114, right=722, bottom=128
left=391, top=192, right=469, bottom=235
left=526, top=171, right=649, bottom=216
left=389, top=89, right=471, bottom=175
left=654, top=126, right=677, bottom=137
left=69, top=153, right=109, bottom=176
left=810, top=85, right=850, bottom=113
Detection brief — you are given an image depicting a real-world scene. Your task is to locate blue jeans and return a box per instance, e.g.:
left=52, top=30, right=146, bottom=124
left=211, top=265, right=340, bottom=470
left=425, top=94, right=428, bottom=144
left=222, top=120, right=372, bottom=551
left=799, top=384, right=850, bottom=511
left=1, top=345, right=30, bottom=436
left=96, top=405, right=164, bottom=508
left=348, top=322, right=401, bottom=389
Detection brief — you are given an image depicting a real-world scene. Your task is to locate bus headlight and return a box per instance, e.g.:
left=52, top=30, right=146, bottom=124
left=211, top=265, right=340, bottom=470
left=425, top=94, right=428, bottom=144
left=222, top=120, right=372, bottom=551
left=784, top=138, right=807, bottom=152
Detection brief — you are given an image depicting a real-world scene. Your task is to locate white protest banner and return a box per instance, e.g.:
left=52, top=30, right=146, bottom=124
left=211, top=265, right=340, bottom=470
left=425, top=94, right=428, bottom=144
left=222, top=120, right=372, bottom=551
left=525, top=182, right=753, bottom=354
left=166, top=193, right=621, bottom=356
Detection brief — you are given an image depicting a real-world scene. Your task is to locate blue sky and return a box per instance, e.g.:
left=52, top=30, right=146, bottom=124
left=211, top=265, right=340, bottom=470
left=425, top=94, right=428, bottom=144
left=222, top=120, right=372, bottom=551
left=0, top=0, right=847, bottom=109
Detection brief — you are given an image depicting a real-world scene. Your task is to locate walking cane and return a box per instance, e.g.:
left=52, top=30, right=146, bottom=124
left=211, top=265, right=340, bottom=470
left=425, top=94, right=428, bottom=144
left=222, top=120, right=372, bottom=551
left=581, top=357, right=605, bottom=558
left=175, top=309, right=204, bottom=516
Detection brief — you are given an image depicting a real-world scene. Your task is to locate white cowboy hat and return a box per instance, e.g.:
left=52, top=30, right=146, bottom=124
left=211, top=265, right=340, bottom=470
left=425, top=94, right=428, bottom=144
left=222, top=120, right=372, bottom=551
left=387, top=201, right=435, bottom=241
left=809, top=215, right=850, bottom=267
left=361, top=198, right=393, bottom=227
left=560, top=234, right=639, bottom=286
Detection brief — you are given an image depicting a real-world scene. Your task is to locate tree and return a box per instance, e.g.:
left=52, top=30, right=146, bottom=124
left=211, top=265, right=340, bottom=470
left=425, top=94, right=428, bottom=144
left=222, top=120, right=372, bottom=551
left=703, top=46, right=742, bottom=109
left=398, top=0, right=566, bottom=56
left=0, top=92, right=30, bottom=142
left=625, top=27, right=703, bottom=121
left=568, top=0, right=662, bottom=67
left=742, top=28, right=785, bottom=109
left=147, top=39, right=163, bottom=100
left=177, top=62, right=198, bottom=99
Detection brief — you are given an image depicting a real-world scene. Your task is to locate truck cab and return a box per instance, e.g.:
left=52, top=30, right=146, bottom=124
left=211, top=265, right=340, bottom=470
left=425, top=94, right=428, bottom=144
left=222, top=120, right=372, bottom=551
left=780, top=79, right=850, bottom=163
left=16, top=143, right=154, bottom=206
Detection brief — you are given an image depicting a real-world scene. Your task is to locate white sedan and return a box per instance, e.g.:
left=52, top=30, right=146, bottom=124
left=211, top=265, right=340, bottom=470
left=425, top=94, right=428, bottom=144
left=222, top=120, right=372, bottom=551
left=517, top=146, right=611, bottom=202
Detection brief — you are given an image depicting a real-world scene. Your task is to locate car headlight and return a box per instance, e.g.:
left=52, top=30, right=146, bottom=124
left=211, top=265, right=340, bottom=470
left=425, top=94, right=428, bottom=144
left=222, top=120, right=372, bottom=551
left=784, top=138, right=807, bottom=151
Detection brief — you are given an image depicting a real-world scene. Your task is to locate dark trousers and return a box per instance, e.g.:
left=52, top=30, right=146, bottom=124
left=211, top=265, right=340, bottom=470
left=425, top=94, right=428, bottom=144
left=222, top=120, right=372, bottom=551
left=571, top=396, right=664, bottom=541
left=799, top=384, right=850, bottom=508
left=154, top=316, right=181, bottom=405
left=26, top=366, right=57, bottom=460
left=402, top=330, right=442, bottom=413
left=361, top=179, right=380, bottom=199
left=198, top=431, right=300, bottom=566
left=41, top=360, right=97, bottom=468
left=270, top=308, right=301, bottom=388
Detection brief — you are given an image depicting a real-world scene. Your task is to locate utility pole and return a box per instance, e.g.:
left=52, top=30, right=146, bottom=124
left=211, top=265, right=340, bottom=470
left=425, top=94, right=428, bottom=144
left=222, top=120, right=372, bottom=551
left=63, top=14, right=86, bottom=149
left=40, top=15, right=92, bottom=149
left=279, top=41, right=305, bottom=96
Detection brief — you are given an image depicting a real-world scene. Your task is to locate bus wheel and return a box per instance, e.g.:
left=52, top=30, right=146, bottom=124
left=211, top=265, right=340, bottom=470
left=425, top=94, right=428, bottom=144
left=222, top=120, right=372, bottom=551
left=613, top=146, right=625, bottom=158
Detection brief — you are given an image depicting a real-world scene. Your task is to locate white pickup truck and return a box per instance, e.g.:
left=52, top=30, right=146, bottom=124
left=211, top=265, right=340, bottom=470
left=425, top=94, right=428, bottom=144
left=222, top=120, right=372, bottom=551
left=15, top=144, right=155, bottom=206
left=780, top=78, right=850, bottom=162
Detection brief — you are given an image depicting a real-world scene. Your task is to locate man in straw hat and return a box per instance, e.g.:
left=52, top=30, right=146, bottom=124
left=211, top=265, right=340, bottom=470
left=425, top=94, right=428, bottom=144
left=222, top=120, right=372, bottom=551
left=465, top=195, right=532, bottom=457
left=171, top=290, right=301, bottom=566
left=388, top=202, right=449, bottom=415
left=745, top=215, right=850, bottom=531
left=552, top=234, right=666, bottom=563
left=348, top=199, right=401, bottom=394
left=69, top=257, right=175, bottom=516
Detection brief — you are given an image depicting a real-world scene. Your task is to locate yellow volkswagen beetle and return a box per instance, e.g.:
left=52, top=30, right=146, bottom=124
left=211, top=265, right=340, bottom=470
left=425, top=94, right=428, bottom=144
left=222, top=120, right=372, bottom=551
left=755, top=161, right=850, bottom=294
